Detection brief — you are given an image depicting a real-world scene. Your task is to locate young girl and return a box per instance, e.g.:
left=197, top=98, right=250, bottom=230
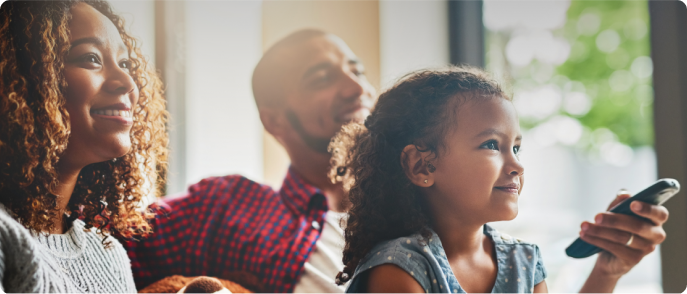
left=330, top=67, right=668, bottom=293
left=0, top=0, right=167, bottom=292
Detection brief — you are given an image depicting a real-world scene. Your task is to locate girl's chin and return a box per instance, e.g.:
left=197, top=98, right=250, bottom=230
left=493, top=204, right=519, bottom=221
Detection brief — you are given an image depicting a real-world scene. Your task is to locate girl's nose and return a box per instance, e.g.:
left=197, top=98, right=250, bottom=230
left=508, top=156, right=525, bottom=176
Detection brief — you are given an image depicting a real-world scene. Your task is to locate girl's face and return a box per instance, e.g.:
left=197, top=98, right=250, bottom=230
left=60, top=3, right=138, bottom=170
left=428, top=96, right=524, bottom=225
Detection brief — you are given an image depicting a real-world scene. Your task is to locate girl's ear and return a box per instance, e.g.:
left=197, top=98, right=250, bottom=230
left=401, top=144, right=434, bottom=187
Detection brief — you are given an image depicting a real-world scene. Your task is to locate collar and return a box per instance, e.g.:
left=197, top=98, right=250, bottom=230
left=279, top=166, right=326, bottom=215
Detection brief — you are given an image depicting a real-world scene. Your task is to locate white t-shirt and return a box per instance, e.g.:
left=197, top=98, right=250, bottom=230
left=293, top=211, right=347, bottom=293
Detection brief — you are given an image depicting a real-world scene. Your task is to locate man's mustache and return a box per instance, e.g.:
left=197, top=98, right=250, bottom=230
left=285, top=109, right=332, bottom=154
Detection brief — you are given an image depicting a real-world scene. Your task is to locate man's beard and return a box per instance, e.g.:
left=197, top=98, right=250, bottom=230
left=285, top=109, right=333, bottom=154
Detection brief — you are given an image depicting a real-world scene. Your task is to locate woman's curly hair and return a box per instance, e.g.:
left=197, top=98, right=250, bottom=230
left=329, top=66, right=509, bottom=284
left=0, top=0, right=168, bottom=241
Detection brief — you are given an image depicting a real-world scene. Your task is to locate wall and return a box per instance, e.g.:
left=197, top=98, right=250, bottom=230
left=110, top=1, right=155, bottom=62
left=184, top=1, right=263, bottom=190
left=379, top=0, right=450, bottom=88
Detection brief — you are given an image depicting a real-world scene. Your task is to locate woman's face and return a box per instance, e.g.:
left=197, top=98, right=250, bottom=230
left=428, top=97, right=524, bottom=225
left=60, top=3, right=138, bottom=170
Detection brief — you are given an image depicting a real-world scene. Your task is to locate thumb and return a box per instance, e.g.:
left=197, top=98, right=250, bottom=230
left=607, top=189, right=632, bottom=211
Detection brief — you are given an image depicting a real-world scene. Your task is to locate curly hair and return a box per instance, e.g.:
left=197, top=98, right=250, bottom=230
left=0, top=0, right=168, bottom=241
left=329, top=66, right=509, bottom=284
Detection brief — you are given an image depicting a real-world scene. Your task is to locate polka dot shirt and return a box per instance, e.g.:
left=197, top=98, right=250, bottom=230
left=345, top=224, right=547, bottom=293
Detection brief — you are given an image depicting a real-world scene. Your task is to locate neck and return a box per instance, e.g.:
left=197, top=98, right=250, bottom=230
left=432, top=217, right=486, bottom=258
left=288, top=151, right=346, bottom=213
left=53, top=161, right=83, bottom=234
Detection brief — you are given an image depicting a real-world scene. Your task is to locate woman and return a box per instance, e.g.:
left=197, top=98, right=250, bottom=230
left=0, top=0, right=167, bottom=292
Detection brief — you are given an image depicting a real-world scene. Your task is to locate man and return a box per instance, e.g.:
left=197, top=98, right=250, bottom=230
left=124, top=29, right=376, bottom=293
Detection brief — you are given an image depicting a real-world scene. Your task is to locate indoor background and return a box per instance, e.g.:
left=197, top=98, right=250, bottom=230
left=102, top=0, right=687, bottom=292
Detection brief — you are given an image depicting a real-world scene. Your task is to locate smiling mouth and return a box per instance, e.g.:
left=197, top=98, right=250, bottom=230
left=495, top=187, right=519, bottom=193
left=90, top=108, right=134, bottom=125
left=91, top=109, right=132, bottom=118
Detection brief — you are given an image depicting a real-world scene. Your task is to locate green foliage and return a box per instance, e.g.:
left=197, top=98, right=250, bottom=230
left=486, top=0, right=654, bottom=149
left=558, top=0, right=653, bottom=147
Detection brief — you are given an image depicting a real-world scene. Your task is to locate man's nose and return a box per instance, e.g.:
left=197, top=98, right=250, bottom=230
left=339, top=71, right=366, bottom=100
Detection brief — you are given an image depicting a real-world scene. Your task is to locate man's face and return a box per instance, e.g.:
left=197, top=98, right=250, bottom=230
left=278, top=35, right=377, bottom=152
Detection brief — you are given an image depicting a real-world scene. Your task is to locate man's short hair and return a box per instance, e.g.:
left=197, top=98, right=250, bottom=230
left=252, top=29, right=328, bottom=109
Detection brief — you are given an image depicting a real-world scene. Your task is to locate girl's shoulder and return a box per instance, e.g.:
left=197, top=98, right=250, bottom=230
left=347, top=231, right=440, bottom=293
left=346, top=225, right=548, bottom=293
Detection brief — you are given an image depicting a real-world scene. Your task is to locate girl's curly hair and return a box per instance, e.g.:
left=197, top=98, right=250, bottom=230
left=329, top=66, right=509, bottom=284
left=0, top=0, right=168, bottom=241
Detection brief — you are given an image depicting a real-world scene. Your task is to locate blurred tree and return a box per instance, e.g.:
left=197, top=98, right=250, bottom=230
left=558, top=0, right=653, bottom=148
left=486, top=0, right=653, bottom=151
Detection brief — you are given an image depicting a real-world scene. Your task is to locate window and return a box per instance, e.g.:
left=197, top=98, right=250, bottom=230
left=483, top=1, right=660, bottom=291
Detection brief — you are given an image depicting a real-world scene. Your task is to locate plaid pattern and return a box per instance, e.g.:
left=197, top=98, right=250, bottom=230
left=123, top=167, right=329, bottom=292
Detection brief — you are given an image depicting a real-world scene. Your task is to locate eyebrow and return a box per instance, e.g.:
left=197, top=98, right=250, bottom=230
left=70, top=37, right=127, bottom=53
left=70, top=37, right=103, bottom=49
left=475, top=128, right=522, bottom=141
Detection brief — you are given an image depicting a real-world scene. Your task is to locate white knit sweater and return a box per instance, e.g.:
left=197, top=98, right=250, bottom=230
left=0, top=204, right=136, bottom=293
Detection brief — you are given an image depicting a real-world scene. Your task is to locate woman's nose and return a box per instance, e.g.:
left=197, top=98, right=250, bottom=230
left=104, top=64, right=136, bottom=95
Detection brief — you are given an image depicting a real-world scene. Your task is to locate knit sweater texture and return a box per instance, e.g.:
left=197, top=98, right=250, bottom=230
left=0, top=204, right=137, bottom=293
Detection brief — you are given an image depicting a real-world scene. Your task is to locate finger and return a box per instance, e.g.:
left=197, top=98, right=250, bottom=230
left=581, top=222, right=655, bottom=251
left=630, top=201, right=670, bottom=225
left=594, top=213, right=666, bottom=244
left=579, top=231, right=644, bottom=265
left=607, top=190, right=632, bottom=211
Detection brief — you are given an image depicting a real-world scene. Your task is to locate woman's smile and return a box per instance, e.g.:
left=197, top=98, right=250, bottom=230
left=90, top=102, right=133, bottom=125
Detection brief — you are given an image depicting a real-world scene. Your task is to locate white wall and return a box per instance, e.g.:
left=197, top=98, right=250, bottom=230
left=109, top=0, right=155, bottom=62
left=379, top=0, right=450, bottom=89
left=183, top=1, right=264, bottom=192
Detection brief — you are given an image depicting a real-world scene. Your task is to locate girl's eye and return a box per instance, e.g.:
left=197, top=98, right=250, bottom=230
left=513, top=145, right=521, bottom=155
left=481, top=140, right=499, bottom=151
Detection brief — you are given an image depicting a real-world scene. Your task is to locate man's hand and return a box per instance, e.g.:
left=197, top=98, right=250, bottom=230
left=578, top=189, right=669, bottom=292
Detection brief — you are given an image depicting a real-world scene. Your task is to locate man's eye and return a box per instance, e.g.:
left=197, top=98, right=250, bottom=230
left=481, top=140, right=499, bottom=151
left=309, top=72, right=332, bottom=87
left=316, top=73, right=330, bottom=82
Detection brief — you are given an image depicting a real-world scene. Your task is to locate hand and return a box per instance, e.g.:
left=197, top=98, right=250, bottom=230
left=578, top=189, right=669, bottom=278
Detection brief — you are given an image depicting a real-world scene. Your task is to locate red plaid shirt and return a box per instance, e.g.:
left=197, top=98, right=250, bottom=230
left=123, top=167, right=329, bottom=292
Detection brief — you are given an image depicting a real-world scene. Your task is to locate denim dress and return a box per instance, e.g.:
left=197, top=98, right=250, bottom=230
left=345, top=224, right=547, bottom=293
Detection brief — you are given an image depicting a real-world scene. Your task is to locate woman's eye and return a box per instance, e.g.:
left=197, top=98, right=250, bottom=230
left=481, top=140, right=499, bottom=151
left=119, top=60, right=132, bottom=70
left=82, top=54, right=101, bottom=64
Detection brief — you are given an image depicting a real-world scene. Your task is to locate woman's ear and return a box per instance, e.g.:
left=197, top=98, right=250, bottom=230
left=401, top=145, right=434, bottom=187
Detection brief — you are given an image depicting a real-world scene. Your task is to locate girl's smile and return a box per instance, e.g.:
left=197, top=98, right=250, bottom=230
left=494, top=182, right=520, bottom=194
